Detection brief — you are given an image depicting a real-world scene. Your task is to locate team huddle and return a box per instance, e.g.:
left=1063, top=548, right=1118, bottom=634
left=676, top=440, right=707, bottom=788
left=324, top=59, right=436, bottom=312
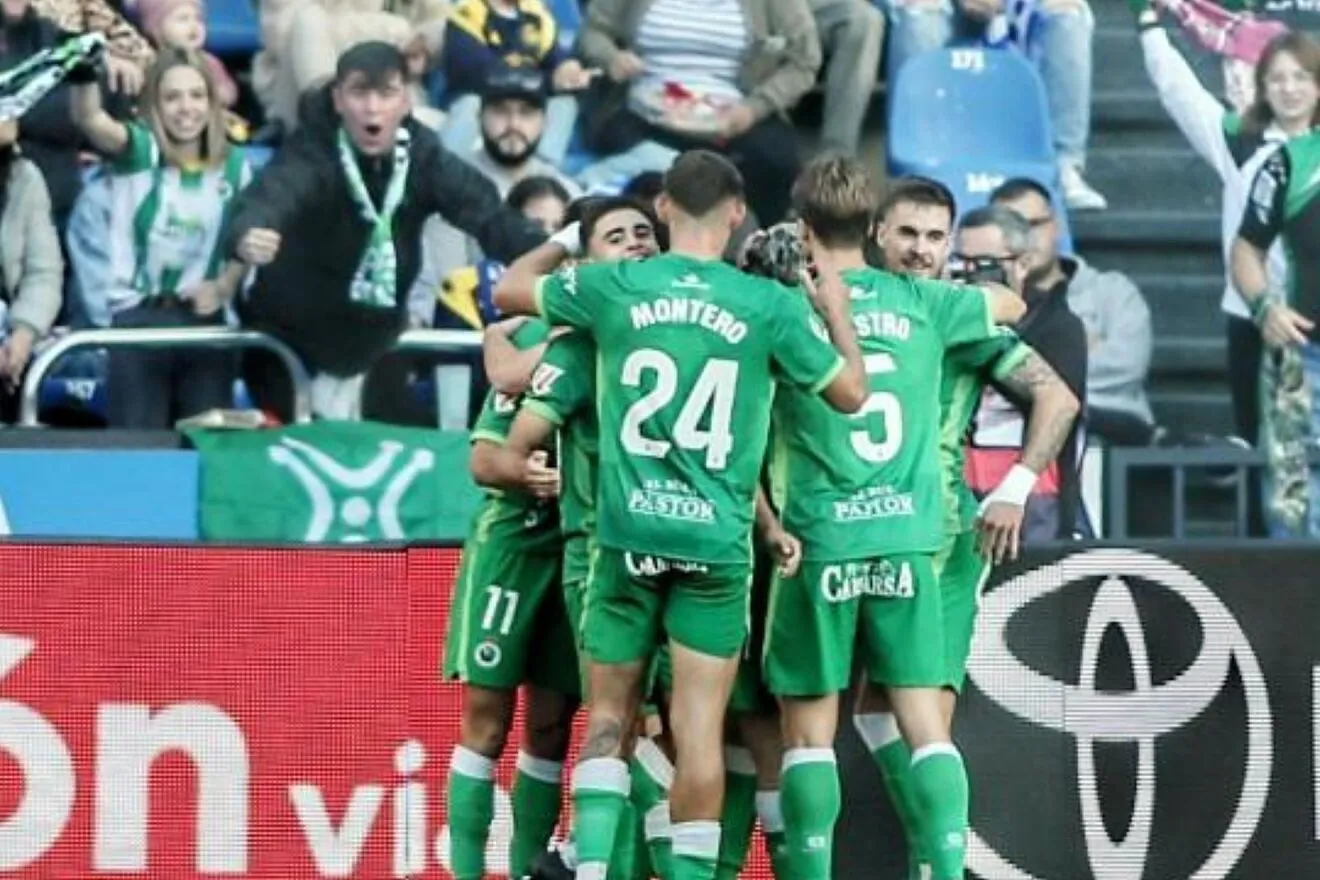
left=442, top=150, right=1080, bottom=880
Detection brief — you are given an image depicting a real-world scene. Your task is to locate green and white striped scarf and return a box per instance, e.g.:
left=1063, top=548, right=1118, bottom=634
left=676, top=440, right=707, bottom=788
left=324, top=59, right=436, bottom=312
left=0, top=32, right=106, bottom=121
left=337, top=126, right=410, bottom=309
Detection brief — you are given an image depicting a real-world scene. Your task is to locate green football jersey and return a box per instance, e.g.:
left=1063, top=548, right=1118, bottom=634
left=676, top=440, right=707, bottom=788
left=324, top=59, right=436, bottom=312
left=536, top=253, right=845, bottom=564
left=466, top=321, right=559, bottom=552
left=522, top=330, right=598, bottom=542
left=939, top=332, right=1032, bottom=535
left=771, top=267, right=997, bottom=559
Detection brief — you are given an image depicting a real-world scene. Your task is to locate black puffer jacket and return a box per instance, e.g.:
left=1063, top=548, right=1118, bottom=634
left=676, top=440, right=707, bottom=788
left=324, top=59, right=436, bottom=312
left=227, top=85, right=545, bottom=376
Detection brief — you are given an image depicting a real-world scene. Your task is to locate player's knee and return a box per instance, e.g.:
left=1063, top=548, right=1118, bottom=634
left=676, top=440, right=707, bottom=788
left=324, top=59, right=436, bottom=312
left=461, top=713, right=511, bottom=758
left=523, top=711, right=574, bottom=761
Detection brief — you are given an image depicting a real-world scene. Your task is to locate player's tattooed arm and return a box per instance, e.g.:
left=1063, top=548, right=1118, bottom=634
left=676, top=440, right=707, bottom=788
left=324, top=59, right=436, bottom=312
left=995, top=350, right=1081, bottom=475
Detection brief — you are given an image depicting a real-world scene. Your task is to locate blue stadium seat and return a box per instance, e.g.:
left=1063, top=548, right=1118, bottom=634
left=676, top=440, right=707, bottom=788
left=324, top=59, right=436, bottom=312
left=545, top=0, right=583, bottom=50
left=889, top=47, right=1054, bottom=172
left=205, top=0, right=261, bottom=57
left=240, top=144, right=274, bottom=171
left=887, top=47, right=1073, bottom=254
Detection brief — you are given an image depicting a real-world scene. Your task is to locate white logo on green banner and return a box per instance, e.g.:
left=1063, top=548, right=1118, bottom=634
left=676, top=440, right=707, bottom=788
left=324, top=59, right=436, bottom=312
left=269, top=438, right=437, bottom=543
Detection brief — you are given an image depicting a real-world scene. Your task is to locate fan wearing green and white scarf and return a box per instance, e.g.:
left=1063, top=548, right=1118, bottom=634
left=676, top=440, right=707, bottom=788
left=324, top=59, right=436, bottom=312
left=337, top=125, right=410, bottom=309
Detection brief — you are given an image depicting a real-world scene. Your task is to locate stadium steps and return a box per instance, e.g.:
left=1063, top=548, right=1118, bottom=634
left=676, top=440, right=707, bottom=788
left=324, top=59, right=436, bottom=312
left=1079, top=6, right=1233, bottom=443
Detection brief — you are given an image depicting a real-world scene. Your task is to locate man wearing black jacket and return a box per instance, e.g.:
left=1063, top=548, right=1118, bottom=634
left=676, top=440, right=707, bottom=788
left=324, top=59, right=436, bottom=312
left=226, top=41, right=545, bottom=420
left=958, top=201, right=1089, bottom=540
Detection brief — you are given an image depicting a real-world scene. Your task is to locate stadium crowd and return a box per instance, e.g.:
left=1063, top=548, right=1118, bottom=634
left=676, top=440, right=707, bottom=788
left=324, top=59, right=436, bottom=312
left=0, top=0, right=1315, bottom=517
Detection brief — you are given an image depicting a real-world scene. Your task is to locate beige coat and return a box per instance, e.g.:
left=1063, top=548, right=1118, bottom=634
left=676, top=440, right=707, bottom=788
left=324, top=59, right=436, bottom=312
left=578, top=0, right=822, bottom=124
left=253, top=0, right=450, bottom=128
left=2, top=158, right=63, bottom=335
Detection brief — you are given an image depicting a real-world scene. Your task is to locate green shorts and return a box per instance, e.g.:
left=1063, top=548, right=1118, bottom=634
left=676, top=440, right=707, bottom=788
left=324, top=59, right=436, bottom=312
left=762, top=554, right=945, bottom=697
left=583, top=548, right=752, bottom=664
left=938, top=529, right=991, bottom=693
left=443, top=536, right=578, bottom=695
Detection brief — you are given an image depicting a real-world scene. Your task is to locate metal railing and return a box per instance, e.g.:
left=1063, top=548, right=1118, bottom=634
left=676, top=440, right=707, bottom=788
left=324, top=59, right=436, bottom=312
left=1106, top=445, right=1282, bottom=539
left=19, top=326, right=490, bottom=428
left=19, top=328, right=315, bottom=426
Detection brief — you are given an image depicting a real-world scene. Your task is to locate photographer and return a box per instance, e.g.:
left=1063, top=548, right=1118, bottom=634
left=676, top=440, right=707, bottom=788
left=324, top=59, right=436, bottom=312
left=956, top=204, right=1088, bottom=540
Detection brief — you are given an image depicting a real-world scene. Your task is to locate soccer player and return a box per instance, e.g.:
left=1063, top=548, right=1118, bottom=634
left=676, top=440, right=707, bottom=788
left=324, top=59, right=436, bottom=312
left=494, top=149, right=868, bottom=880
left=851, top=176, right=1080, bottom=880
left=761, top=157, right=1027, bottom=880
left=480, top=194, right=666, bottom=880
left=442, top=320, right=579, bottom=880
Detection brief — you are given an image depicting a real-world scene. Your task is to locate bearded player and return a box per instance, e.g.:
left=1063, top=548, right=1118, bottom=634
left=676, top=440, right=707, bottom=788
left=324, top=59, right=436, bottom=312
left=851, top=177, right=1080, bottom=879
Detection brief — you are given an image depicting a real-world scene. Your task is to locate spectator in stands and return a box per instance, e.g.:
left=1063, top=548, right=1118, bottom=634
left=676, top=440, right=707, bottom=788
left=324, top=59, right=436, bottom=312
left=885, top=0, right=1107, bottom=211
left=958, top=202, right=1089, bottom=539
left=438, top=0, right=591, bottom=167
left=411, top=66, right=579, bottom=327
left=226, top=42, right=545, bottom=422
left=69, top=47, right=249, bottom=428
left=808, top=0, right=885, bottom=156
left=506, top=173, right=571, bottom=233
left=990, top=176, right=1154, bottom=445
left=577, top=0, right=821, bottom=224
left=1138, top=16, right=1320, bottom=457
left=134, top=0, right=239, bottom=109
left=252, top=0, right=450, bottom=133
left=1233, top=127, right=1320, bottom=537
left=0, top=0, right=139, bottom=230
left=0, top=116, right=63, bottom=419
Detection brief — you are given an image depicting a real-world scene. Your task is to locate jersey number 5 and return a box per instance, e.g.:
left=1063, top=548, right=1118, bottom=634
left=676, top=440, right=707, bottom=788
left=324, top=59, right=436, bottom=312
left=619, top=348, right=738, bottom=470
left=852, top=353, right=902, bottom=464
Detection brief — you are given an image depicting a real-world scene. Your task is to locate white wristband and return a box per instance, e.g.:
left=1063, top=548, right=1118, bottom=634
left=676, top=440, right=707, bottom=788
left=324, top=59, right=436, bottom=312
left=982, top=463, right=1038, bottom=509
left=549, top=221, right=583, bottom=257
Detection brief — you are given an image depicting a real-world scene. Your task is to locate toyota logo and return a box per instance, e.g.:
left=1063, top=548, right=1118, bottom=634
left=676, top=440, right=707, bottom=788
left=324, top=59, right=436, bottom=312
left=965, top=549, right=1273, bottom=880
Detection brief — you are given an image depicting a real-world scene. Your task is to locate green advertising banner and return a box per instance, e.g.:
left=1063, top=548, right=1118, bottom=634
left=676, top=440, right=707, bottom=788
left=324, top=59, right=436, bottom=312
left=188, top=422, right=481, bottom=543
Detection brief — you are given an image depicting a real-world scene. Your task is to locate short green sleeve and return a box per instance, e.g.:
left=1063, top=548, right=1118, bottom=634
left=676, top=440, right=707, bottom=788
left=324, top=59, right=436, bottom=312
left=471, top=389, right=519, bottom=446
left=946, top=327, right=1021, bottom=376
left=110, top=121, right=159, bottom=174
left=534, top=262, right=610, bottom=330
left=770, top=286, right=845, bottom=394
left=921, top=279, right=995, bottom=348
left=523, top=331, right=594, bottom=427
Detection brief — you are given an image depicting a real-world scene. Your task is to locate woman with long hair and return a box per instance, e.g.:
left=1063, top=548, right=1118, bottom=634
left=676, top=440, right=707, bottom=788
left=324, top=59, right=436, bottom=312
left=1138, top=12, right=1320, bottom=450
left=70, top=46, right=250, bottom=427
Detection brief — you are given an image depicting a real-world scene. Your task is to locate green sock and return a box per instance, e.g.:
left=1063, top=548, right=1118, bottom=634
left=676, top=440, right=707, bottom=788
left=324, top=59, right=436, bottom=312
left=446, top=746, right=495, bottom=880
left=572, top=757, right=631, bottom=878
left=632, top=737, right=675, bottom=878
left=909, top=744, right=969, bottom=880
left=755, top=790, right=793, bottom=880
left=608, top=799, right=639, bottom=880
left=715, top=747, right=758, bottom=880
left=670, top=819, right=721, bottom=880
left=510, top=752, right=564, bottom=877
left=854, top=713, right=925, bottom=878
left=631, top=806, right=655, bottom=880
left=643, top=800, right=674, bottom=880
left=779, top=748, right=840, bottom=880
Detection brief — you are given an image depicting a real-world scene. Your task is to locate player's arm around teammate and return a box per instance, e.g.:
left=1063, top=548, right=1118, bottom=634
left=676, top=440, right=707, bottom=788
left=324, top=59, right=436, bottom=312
left=976, top=349, right=1081, bottom=562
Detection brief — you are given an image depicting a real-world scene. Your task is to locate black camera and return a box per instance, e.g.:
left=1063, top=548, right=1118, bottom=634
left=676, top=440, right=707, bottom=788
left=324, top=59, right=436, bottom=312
left=949, top=255, right=1010, bottom=286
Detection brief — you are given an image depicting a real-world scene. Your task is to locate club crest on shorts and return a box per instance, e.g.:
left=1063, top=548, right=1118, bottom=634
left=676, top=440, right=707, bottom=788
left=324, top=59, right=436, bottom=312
left=473, top=640, right=502, bottom=669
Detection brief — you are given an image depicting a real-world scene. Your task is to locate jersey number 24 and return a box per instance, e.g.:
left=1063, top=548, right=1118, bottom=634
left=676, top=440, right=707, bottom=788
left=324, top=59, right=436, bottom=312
left=619, top=348, right=737, bottom=470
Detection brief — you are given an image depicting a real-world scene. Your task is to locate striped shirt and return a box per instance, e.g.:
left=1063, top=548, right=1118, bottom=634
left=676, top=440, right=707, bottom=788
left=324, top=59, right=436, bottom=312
left=631, top=0, right=748, bottom=117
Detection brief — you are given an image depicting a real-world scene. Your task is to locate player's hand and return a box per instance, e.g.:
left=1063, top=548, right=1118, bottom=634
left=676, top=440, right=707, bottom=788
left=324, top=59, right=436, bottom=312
left=976, top=501, right=1024, bottom=565
left=523, top=450, right=560, bottom=499
left=238, top=228, right=281, bottom=266
left=763, top=525, right=802, bottom=577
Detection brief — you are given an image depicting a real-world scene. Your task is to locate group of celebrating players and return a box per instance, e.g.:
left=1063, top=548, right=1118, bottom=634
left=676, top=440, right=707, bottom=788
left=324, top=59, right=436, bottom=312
left=441, top=150, right=1081, bottom=880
